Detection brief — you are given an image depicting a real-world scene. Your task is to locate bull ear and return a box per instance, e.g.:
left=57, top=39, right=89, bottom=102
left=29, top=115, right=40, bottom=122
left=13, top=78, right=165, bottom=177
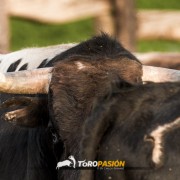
left=0, top=97, right=49, bottom=127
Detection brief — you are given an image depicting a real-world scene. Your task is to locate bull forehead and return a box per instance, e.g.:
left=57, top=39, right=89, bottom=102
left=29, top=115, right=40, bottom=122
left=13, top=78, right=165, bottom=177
left=74, top=57, right=142, bottom=69
left=54, top=57, right=142, bottom=86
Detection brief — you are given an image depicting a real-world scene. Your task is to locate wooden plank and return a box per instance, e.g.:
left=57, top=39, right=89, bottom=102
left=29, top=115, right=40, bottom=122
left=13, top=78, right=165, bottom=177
left=137, top=10, right=180, bottom=40
left=0, top=0, right=9, bottom=53
left=8, top=0, right=110, bottom=23
left=94, top=7, right=114, bottom=35
left=136, top=52, right=180, bottom=69
left=112, top=0, right=137, bottom=51
left=7, top=1, right=180, bottom=41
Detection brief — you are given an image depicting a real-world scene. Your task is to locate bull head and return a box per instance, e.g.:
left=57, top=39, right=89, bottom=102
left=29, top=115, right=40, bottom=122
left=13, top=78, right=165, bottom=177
left=0, top=65, right=179, bottom=94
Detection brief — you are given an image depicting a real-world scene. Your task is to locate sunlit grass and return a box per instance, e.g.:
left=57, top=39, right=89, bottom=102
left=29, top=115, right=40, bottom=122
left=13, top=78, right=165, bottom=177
left=137, top=40, right=180, bottom=52
left=10, top=17, right=94, bottom=51
left=137, top=0, right=180, bottom=10
left=10, top=0, right=180, bottom=52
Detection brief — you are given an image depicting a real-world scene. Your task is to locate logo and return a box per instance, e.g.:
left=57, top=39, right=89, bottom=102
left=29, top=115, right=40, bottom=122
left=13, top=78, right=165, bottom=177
left=56, top=155, right=76, bottom=169
left=56, top=155, right=125, bottom=170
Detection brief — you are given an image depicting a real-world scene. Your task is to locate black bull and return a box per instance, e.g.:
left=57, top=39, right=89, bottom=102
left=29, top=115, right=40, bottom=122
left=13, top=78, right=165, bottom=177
left=48, top=60, right=180, bottom=180
left=2, top=72, right=180, bottom=180
left=0, top=34, right=141, bottom=180
left=80, top=81, right=180, bottom=180
left=0, top=34, right=180, bottom=180
left=0, top=93, right=58, bottom=180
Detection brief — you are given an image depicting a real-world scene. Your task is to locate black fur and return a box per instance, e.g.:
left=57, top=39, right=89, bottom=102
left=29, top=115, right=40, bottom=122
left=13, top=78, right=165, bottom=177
left=38, top=59, right=48, bottom=68
left=46, top=33, right=140, bottom=67
left=7, top=59, right=22, bottom=72
left=0, top=123, right=57, bottom=180
left=0, top=34, right=142, bottom=180
left=49, top=34, right=142, bottom=179
left=19, top=63, right=28, bottom=71
left=0, top=94, right=58, bottom=180
left=80, top=82, right=180, bottom=180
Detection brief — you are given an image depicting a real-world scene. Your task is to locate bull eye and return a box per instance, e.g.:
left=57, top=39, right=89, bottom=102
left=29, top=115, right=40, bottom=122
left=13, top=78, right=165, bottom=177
left=52, top=133, right=58, bottom=143
left=49, top=127, right=59, bottom=144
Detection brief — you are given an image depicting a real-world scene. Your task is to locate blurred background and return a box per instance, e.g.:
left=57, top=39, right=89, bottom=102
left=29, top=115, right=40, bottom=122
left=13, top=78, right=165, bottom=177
left=0, top=0, right=180, bottom=53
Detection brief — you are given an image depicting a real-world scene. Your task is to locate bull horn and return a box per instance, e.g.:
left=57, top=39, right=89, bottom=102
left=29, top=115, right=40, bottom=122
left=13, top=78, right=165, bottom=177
left=0, top=68, right=52, bottom=94
left=0, top=65, right=179, bottom=95
left=142, top=65, right=180, bottom=82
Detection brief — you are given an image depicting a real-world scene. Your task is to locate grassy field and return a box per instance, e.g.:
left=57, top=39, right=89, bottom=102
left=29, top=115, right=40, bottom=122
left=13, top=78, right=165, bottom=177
left=10, top=18, right=94, bottom=50
left=137, top=0, right=180, bottom=10
left=10, top=0, right=180, bottom=52
left=138, top=40, right=180, bottom=52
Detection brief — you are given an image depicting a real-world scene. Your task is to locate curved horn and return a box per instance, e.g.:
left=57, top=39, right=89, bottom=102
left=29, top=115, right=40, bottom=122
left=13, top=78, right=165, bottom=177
left=142, top=65, right=180, bottom=82
left=0, top=68, right=52, bottom=94
left=0, top=66, right=179, bottom=95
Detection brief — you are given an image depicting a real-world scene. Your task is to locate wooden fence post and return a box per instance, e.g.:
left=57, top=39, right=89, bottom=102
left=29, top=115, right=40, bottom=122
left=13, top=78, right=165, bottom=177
left=112, top=0, right=137, bottom=51
left=0, top=0, right=9, bottom=53
left=94, top=0, right=114, bottom=35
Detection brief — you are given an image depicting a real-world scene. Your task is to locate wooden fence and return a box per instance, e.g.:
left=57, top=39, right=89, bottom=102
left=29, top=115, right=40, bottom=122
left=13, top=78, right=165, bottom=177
left=0, top=0, right=180, bottom=53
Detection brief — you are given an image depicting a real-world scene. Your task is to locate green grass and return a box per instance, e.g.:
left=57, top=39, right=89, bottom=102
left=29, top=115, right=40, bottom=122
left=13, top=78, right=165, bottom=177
left=137, top=0, right=180, bottom=10
left=10, top=17, right=94, bottom=51
left=138, top=40, right=180, bottom=52
left=10, top=0, right=180, bottom=52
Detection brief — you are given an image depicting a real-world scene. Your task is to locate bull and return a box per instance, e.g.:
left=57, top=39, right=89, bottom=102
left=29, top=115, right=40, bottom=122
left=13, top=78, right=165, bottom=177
left=0, top=42, right=76, bottom=180
left=0, top=34, right=180, bottom=180
left=79, top=81, right=180, bottom=180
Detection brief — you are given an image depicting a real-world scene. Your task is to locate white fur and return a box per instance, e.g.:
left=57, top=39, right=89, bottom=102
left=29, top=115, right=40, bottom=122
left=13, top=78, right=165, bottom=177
left=76, top=61, right=86, bottom=70
left=150, top=117, right=180, bottom=165
left=0, top=44, right=75, bottom=73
